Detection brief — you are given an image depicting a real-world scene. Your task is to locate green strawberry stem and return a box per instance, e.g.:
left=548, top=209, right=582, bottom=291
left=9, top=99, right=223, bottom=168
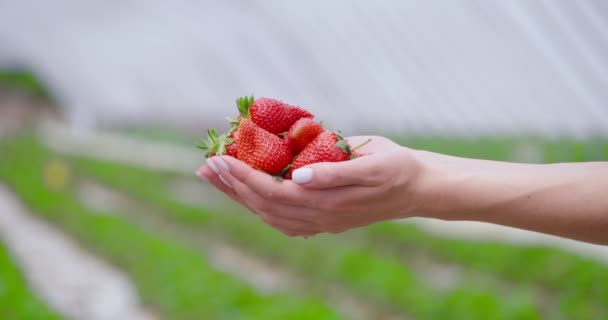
left=335, top=134, right=371, bottom=160
left=350, top=138, right=372, bottom=152
left=278, top=164, right=292, bottom=178
left=226, top=118, right=240, bottom=135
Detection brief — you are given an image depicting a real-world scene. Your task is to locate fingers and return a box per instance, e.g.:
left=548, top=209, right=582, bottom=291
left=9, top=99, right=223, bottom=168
left=215, top=156, right=323, bottom=206
left=291, top=153, right=387, bottom=189
left=215, top=152, right=384, bottom=192
left=291, top=136, right=402, bottom=189
left=210, top=155, right=387, bottom=211
left=258, top=212, right=318, bottom=237
left=196, top=163, right=242, bottom=205
left=200, top=154, right=398, bottom=237
left=205, top=158, right=332, bottom=235
left=214, top=161, right=317, bottom=221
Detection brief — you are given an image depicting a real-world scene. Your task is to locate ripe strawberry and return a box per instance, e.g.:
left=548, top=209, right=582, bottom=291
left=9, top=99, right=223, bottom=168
left=286, top=131, right=370, bottom=178
left=285, top=118, right=324, bottom=154
left=196, top=129, right=234, bottom=158
left=225, top=129, right=239, bottom=158
left=237, top=119, right=292, bottom=175
left=236, top=96, right=313, bottom=135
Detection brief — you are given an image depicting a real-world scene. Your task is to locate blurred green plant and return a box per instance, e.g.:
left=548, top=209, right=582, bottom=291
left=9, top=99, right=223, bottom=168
left=394, top=136, right=607, bottom=163
left=71, top=148, right=545, bottom=319
left=0, top=70, right=50, bottom=99
left=0, top=243, right=61, bottom=320
left=0, top=135, right=338, bottom=320
left=1, top=133, right=606, bottom=320
left=70, top=136, right=608, bottom=320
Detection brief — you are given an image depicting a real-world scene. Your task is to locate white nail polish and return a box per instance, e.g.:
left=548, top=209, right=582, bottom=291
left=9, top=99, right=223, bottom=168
left=292, top=168, right=313, bottom=184
left=214, top=157, right=230, bottom=172
left=219, top=174, right=233, bottom=189
left=206, top=158, right=219, bottom=174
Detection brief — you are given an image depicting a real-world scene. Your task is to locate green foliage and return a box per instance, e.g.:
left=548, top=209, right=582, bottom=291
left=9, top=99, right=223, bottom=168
left=394, top=136, right=607, bottom=163
left=236, top=95, right=255, bottom=119
left=0, top=136, right=338, bottom=320
left=71, top=148, right=545, bottom=320
left=70, top=135, right=608, bottom=319
left=196, top=129, right=233, bottom=157
left=0, top=70, right=50, bottom=99
left=0, top=244, right=61, bottom=320
left=2, top=133, right=607, bottom=320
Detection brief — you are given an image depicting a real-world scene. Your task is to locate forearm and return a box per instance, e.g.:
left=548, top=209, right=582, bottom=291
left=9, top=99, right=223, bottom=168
left=412, top=150, right=608, bottom=244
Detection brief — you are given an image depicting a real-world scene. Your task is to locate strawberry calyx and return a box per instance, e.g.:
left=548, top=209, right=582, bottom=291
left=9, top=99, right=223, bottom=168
left=277, top=164, right=292, bottom=178
left=236, top=95, right=255, bottom=119
left=334, top=132, right=371, bottom=160
left=196, top=129, right=234, bottom=158
left=273, top=165, right=292, bottom=181
left=227, top=120, right=239, bottom=135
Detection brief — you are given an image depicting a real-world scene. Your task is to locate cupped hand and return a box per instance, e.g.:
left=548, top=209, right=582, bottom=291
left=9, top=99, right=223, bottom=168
left=197, top=136, right=424, bottom=237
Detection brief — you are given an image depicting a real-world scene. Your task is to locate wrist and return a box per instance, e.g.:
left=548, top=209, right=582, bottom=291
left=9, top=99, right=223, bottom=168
left=408, top=149, right=472, bottom=220
left=393, top=148, right=446, bottom=219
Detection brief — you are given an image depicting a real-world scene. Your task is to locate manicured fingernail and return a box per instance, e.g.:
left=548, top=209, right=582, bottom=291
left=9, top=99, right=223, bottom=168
left=219, top=174, right=233, bottom=189
left=292, top=168, right=313, bottom=184
left=206, top=158, right=219, bottom=174
left=195, top=169, right=209, bottom=182
left=214, top=157, right=230, bottom=172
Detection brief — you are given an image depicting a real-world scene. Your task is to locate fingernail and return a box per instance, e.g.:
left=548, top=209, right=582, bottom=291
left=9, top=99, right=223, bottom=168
left=214, top=157, right=230, bottom=172
left=195, top=169, right=209, bottom=182
left=292, top=168, right=313, bottom=184
left=206, top=158, right=219, bottom=174
left=219, top=174, right=233, bottom=189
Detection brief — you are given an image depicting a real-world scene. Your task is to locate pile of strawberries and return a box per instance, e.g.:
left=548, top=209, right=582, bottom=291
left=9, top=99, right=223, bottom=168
left=197, top=96, right=369, bottom=179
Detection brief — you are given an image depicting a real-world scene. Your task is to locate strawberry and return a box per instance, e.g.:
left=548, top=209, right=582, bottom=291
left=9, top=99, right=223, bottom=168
left=236, top=96, right=313, bottom=135
left=196, top=129, right=233, bottom=158
left=237, top=119, right=292, bottom=175
left=225, top=129, right=239, bottom=158
left=286, top=131, right=370, bottom=178
left=285, top=118, right=324, bottom=154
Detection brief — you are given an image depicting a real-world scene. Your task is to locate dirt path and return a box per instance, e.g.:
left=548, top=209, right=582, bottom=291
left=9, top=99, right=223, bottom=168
left=0, top=184, right=154, bottom=320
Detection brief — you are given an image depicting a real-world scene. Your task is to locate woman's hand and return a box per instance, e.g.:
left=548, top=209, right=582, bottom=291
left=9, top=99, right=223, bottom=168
left=197, top=136, right=425, bottom=237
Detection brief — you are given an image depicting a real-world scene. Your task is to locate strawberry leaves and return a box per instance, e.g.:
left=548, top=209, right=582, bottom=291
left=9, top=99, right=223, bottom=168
left=236, top=95, right=255, bottom=119
left=335, top=133, right=371, bottom=159
left=196, top=129, right=233, bottom=158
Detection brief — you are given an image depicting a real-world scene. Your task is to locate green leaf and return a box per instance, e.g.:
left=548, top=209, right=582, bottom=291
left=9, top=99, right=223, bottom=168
left=195, top=129, right=234, bottom=157
left=236, top=95, right=254, bottom=119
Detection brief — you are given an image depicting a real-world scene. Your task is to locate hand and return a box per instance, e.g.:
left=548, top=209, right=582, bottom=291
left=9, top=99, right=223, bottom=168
left=197, top=136, right=424, bottom=237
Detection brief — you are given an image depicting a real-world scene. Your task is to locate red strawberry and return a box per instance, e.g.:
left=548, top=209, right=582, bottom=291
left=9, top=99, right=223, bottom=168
left=286, top=131, right=370, bottom=178
left=237, top=119, right=292, bottom=175
left=285, top=118, right=324, bottom=154
left=236, top=96, right=313, bottom=135
left=225, top=129, right=239, bottom=158
left=196, top=129, right=234, bottom=158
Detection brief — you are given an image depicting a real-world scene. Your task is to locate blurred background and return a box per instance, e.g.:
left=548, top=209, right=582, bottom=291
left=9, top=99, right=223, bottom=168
left=0, top=1, right=607, bottom=319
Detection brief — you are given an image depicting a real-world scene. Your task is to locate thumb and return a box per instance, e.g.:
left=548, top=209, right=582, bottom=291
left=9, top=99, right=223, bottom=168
left=291, top=154, right=384, bottom=189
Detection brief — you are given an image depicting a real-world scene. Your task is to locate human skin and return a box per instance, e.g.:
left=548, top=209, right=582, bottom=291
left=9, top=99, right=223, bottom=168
left=196, top=136, right=608, bottom=245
